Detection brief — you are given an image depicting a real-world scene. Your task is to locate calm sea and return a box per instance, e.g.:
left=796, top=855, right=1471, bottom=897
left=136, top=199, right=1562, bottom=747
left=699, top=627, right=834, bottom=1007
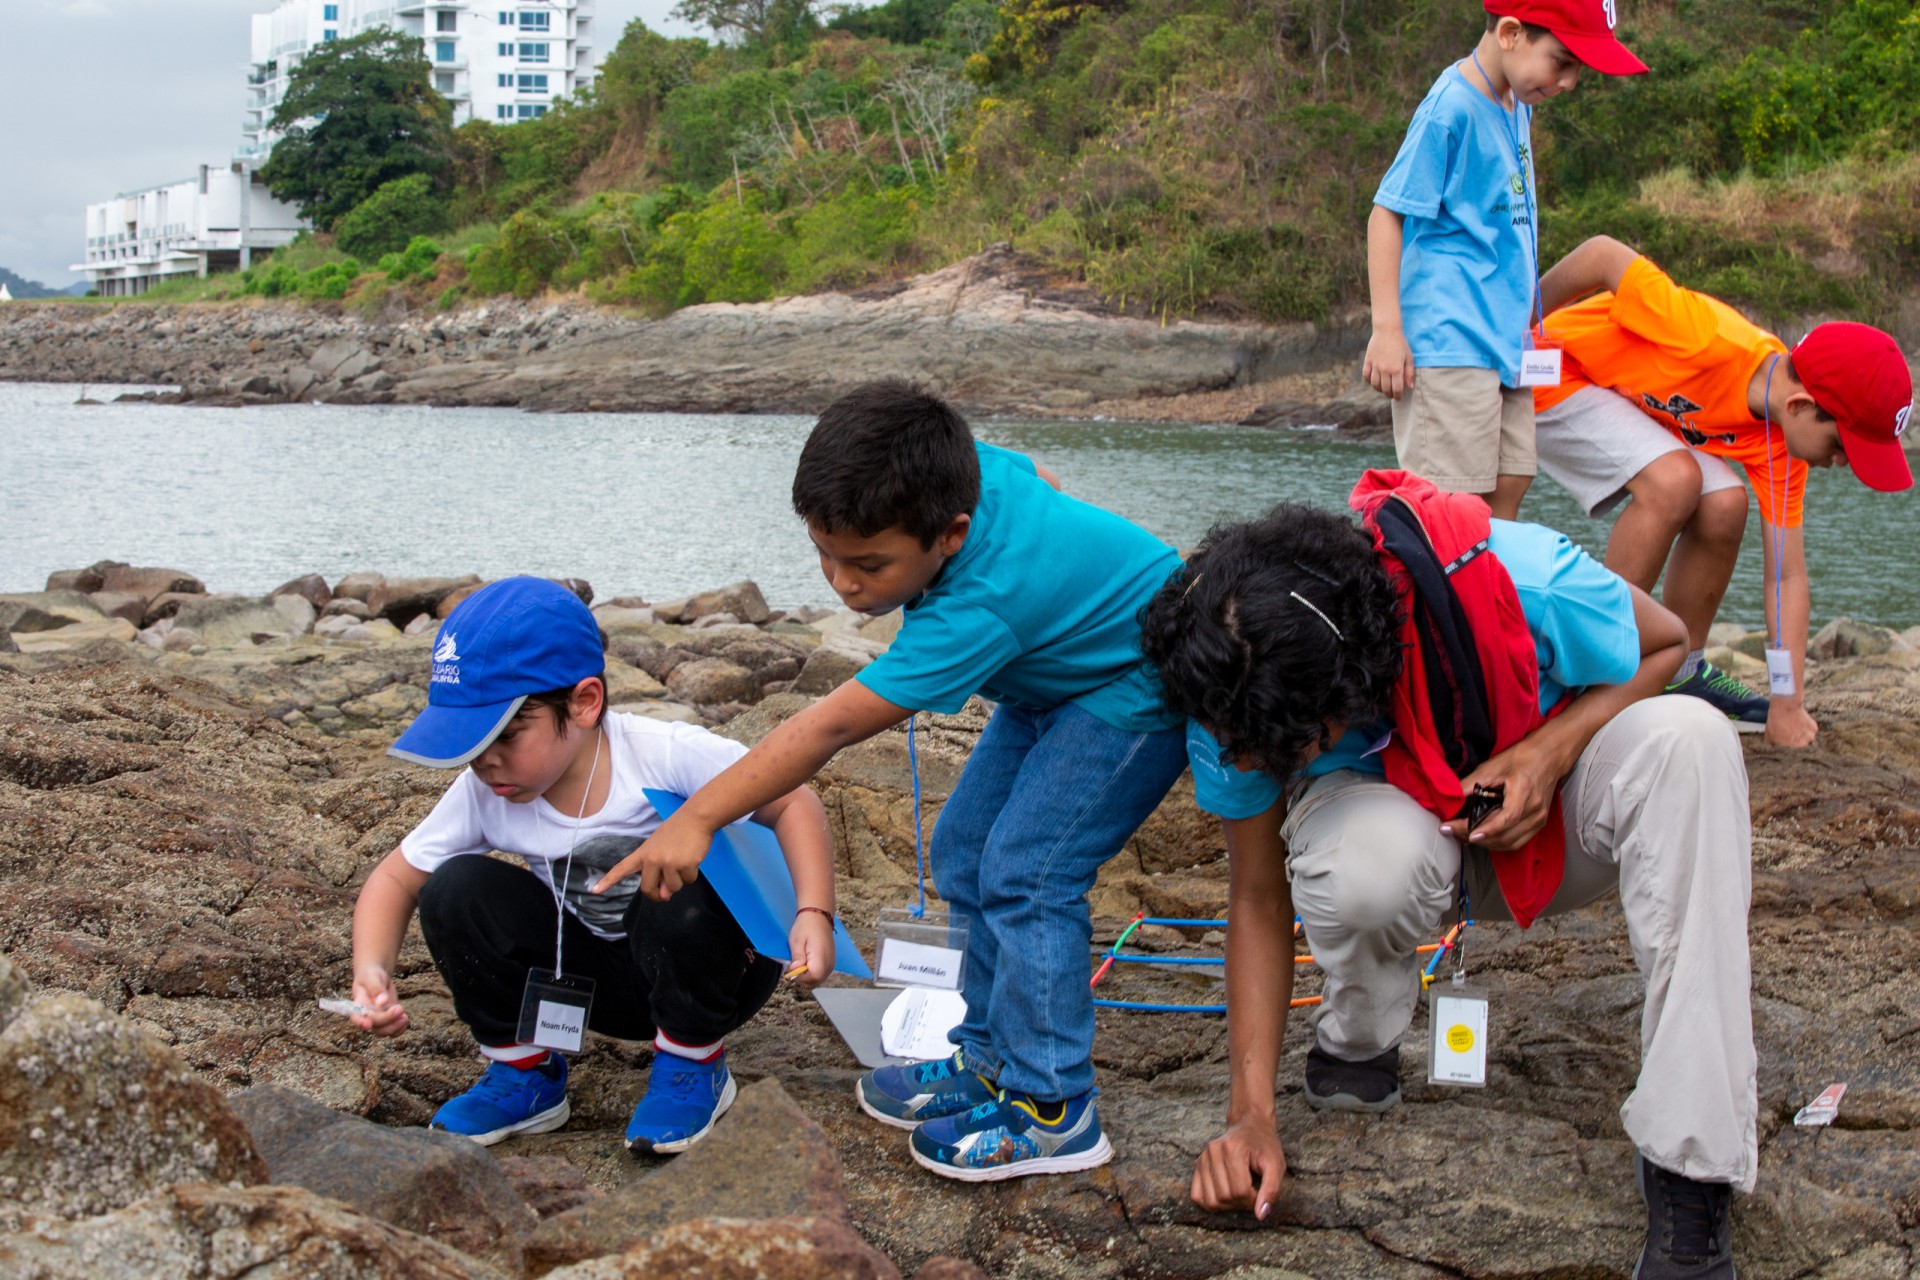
left=2, top=381, right=1914, bottom=627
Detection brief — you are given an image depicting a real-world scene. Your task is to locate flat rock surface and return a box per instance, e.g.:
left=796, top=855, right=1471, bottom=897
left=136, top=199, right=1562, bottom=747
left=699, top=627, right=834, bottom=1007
left=0, top=643, right=1916, bottom=1277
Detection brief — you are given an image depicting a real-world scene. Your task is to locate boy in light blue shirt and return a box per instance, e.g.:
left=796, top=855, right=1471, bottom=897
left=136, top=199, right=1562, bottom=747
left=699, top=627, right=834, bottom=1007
left=591, top=380, right=1189, bottom=1183
left=1364, top=0, right=1647, bottom=519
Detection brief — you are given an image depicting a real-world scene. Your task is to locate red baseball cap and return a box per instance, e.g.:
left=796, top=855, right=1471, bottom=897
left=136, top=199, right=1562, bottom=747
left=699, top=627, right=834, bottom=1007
left=1484, top=0, right=1649, bottom=76
left=1792, top=322, right=1915, bottom=493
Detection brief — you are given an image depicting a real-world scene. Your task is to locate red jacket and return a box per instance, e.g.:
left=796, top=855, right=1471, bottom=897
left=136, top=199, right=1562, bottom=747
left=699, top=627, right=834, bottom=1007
left=1349, top=470, right=1566, bottom=927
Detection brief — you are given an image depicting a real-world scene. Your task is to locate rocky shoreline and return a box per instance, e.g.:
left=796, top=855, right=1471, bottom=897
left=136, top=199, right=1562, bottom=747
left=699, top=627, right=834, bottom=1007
left=4, top=560, right=1919, bottom=1278
left=0, top=246, right=1387, bottom=432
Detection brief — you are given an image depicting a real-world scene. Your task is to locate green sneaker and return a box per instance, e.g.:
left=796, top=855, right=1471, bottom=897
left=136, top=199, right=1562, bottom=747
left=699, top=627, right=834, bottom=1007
left=1665, top=661, right=1767, bottom=733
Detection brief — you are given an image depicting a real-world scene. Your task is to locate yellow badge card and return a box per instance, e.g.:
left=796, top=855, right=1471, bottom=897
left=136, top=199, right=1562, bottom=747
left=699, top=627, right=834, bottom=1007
left=1427, top=985, right=1489, bottom=1088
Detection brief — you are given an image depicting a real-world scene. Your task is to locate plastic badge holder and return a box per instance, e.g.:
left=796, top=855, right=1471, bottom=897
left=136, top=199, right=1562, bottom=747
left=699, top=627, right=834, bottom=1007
left=1426, top=980, right=1489, bottom=1088
left=874, top=906, right=969, bottom=991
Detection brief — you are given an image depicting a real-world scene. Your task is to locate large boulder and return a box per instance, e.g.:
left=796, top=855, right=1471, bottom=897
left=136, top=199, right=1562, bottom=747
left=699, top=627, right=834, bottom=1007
left=171, top=595, right=315, bottom=647
left=794, top=644, right=872, bottom=695
left=525, top=1079, right=848, bottom=1273
left=268, top=573, right=333, bottom=613
left=665, top=657, right=760, bottom=706
left=0, top=591, right=106, bottom=632
left=87, top=590, right=150, bottom=625
left=9, top=618, right=138, bottom=653
left=368, top=575, right=482, bottom=624
left=100, top=563, right=205, bottom=605
left=540, top=1216, right=900, bottom=1280
left=0, top=991, right=266, bottom=1223
left=0, top=1183, right=508, bottom=1280
left=656, top=581, right=771, bottom=626
left=231, top=1084, right=537, bottom=1273
left=1811, top=617, right=1908, bottom=661
left=333, top=571, right=385, bottom=602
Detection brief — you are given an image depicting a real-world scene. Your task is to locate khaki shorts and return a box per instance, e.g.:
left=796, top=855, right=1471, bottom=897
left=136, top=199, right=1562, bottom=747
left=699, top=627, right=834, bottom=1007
left=1536, top=385, right=1744, bottom=517
left=1389, top=366, right=1536, bottom=494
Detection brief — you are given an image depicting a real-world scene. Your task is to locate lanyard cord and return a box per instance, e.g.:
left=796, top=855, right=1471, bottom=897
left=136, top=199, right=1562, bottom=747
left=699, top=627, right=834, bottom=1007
left=1469, top=50, right=1544, bottom=338
left=906, top=713, right=927, bottom=919
left=1761, top=354, right=1786, bottom=644
left=542, top=725, right=604, bottom=980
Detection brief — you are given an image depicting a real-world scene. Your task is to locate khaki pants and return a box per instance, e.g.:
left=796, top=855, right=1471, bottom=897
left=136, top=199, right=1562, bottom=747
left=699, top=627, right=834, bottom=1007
left=1278, top=696, right=1757, bottom=1190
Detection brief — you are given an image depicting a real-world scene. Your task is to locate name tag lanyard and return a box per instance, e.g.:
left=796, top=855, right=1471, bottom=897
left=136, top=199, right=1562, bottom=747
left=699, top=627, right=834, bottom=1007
left=1427, top=848, right=1489, bottom=1087
left=874, top=715, right=970, bottom=990
left=1470, top=50, right=1559, bottom=387
left=1760, top=355, right=1796, bottom=696
left=517, top=725, right=604, bottom=1053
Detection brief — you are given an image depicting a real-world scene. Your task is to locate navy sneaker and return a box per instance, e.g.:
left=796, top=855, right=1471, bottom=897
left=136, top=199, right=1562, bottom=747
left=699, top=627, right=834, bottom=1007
left=1635, top=1154, right=1735, bottom=1279
left=1665, top=661, right=1767, bottom=733
left=625, top=1047, right=737, bottom=1154
left=1303, top=1042, right=1401, bottom=1113
left=856, top=1047, right=999, bottom=1131
left=909, top=1088, right=1112, bottom=1182
left=430, top=1055, right=570, bottom=1146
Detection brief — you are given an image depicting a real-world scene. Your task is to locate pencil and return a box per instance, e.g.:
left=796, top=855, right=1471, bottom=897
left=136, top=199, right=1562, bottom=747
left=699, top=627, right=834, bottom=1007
left=784, top=962, right=809, bottom=980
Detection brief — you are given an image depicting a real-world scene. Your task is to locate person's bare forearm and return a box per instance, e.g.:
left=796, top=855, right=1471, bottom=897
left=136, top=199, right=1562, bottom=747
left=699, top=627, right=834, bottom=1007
left=1221, top=815, right=1295, bottom=1128
left=352, top=849, right=427, bottom=979
left=762, top=786, right=836, bottom=914
left=1367, top=205, right=1406, bottom=334
left=1537, top=235, right=1639, bottom=318
left=683, top=685, right=906, bottom=836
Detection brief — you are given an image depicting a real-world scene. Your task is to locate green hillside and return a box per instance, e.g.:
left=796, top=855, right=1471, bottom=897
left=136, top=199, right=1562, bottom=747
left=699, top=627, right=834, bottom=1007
left=175, top=0, right=1920, bottom=328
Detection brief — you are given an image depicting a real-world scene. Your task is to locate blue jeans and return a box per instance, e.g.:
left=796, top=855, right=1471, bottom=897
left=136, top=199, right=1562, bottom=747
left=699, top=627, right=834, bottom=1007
left=932, top=703, right=1187, bottom=1101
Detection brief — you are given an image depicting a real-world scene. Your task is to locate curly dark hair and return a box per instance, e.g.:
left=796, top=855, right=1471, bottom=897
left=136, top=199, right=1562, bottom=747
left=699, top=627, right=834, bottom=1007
left=1141, top=503, right=1405, bottom=778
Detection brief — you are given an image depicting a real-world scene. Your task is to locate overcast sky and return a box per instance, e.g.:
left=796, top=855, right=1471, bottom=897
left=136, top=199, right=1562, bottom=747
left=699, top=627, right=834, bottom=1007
left=0, top=0, right=699, bottom=288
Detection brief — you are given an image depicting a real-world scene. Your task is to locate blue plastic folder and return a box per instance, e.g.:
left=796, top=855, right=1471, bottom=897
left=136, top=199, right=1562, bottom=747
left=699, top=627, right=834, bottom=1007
left=643, top=789, right=872, bottom=979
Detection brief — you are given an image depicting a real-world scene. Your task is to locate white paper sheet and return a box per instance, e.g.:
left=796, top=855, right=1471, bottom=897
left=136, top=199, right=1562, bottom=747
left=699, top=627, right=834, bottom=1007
left=879, top=986, right=968, bottom=1060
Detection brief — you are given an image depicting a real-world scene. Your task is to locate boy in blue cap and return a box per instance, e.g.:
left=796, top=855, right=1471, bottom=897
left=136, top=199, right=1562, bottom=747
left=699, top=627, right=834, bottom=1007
left=591, top=381, right=1190, bottom=1182
left=347, top=576, right=837, bottom=1152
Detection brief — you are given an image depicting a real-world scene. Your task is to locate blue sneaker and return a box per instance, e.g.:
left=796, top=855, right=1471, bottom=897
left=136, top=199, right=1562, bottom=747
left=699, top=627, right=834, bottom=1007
left=625, top=1048, right=737, bottom=1154
left=430, top=1056, right=570, bottom=1146
left=1665, top=661, right=1768, bottom=733
left=909, top=1088, right=1113, bottom=1181
left=856, top=1047, right=998, bottom=1131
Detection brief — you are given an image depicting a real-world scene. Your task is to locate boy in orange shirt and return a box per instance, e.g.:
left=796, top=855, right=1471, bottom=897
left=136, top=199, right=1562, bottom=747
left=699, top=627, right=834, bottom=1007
left=1530, top=235, right=1914, bottom=746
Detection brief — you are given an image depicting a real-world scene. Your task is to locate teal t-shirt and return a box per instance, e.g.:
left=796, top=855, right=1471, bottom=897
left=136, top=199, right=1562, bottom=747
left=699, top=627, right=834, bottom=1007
left=1188, top=519, right=1640, bottom=819
left=855, top=443, right=1183, bottom=733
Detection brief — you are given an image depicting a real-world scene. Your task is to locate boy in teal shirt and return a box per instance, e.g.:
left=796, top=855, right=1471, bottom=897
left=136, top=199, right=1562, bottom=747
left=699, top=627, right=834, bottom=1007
left=592, top=380, right=1189, bottom=1181
left=1365, top=0, right=1647, bottom=519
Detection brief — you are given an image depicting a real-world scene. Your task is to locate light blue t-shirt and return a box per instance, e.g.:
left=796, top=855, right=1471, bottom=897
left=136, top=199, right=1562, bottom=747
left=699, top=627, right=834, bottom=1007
left=856, top=442, right=1183, bottom=734
left=1189, top=520, right=1639, bottom=820
left=1375, top=66, right=1538, bottom=386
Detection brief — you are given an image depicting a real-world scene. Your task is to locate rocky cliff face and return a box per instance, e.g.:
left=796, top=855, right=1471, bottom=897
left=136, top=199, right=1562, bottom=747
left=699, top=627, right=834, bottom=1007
left=0, top=248, right=1365, bottom=418
left=2, top=603, right=1918, bottom=1277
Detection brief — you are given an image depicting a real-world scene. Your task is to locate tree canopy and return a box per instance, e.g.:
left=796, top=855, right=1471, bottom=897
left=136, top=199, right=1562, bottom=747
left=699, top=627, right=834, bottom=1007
left=260, top=28, right=453, bottom=231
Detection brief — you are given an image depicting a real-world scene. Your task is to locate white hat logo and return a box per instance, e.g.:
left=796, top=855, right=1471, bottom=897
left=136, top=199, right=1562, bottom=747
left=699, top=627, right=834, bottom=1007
left=434, top=633, right=460, bottom=663
left=1897, top=403, right=1912, bottom=438
left=1601, top=0, right=1617, bottom=28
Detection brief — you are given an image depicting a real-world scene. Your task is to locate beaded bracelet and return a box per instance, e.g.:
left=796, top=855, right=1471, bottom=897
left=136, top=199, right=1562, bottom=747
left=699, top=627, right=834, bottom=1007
left=795, top=905, right=835, bottom=922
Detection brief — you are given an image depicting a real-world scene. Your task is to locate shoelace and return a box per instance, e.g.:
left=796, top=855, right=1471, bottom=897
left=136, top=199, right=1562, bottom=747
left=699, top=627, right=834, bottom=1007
left=1658, top=1169, right=1726, bottom=1261
left=1701, top=664, right=1757, bottom=699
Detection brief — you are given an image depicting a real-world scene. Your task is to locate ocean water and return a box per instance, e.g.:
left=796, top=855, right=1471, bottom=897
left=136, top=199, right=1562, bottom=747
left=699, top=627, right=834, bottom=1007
left=2, top=380, right=1915, bottom=627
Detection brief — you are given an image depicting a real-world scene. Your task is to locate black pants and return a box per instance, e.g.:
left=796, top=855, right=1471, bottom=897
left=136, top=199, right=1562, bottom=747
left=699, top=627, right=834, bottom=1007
left=416, top=856, right=782, bottom=1048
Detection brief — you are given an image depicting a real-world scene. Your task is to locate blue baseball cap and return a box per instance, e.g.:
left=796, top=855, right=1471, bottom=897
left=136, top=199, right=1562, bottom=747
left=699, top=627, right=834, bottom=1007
left=388, top=577, right=605, bottom=768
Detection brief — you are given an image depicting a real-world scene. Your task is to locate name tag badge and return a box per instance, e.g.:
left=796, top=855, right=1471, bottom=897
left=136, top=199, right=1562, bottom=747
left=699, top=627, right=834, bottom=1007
left=1517, top=345, right=1562, bottom=388
left=517, top=968, right=595, bottom=1054
left=1766, top=647, right=1796, bottom=697
left=1427, top=983, right=1489, bottom=1088
left=875, top=906, right=970, bottom=991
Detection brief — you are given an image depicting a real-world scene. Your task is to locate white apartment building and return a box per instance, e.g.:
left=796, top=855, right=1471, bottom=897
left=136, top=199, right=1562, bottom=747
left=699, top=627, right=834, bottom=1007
left=239, top=0, right=597, bottom=162
left=72, top=165, right=308, bottom=297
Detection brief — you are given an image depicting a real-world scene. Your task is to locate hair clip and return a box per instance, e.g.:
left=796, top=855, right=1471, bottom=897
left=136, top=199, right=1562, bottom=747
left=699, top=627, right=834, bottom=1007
left=1290, top=591, right=1343, bottom=640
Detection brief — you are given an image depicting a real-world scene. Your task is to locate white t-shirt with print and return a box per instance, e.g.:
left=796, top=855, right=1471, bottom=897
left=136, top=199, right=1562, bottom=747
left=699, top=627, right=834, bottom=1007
left=400, top=712, right=750, bottom=941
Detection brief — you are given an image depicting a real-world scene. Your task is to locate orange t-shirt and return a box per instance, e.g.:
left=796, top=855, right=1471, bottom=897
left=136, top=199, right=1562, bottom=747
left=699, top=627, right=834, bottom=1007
left=1535, top=256, right=1804, bottom=527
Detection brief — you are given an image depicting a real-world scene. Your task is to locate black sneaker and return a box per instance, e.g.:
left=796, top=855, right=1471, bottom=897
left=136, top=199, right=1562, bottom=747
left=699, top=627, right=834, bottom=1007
left=1302, top=1043, right=1400, bottom=1112
left=1664, top=661, right=1767, bottom=733
left=1635, top=1155, right=1735, bottom=1279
